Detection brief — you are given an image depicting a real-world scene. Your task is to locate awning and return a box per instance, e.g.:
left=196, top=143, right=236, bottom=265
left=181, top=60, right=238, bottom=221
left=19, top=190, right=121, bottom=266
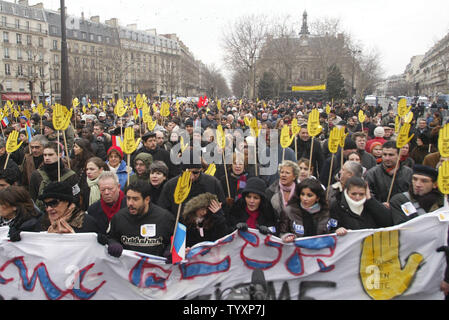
left=1, top=93, right=32, bottom=101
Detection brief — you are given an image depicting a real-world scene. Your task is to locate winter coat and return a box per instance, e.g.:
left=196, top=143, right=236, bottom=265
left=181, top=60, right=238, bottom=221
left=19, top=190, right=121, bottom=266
left=133, top=146, right=180, bottom=179
left=265, top=180, right=299, bottom=220
left=21, top=154, right=44, bottom=187
left=329, top=192, right=393, bottom=231
left=290, top=138, right=324, bottom=178
left=410, top=145, right=437, bottom=165
left=34, top=206, right=99, bottom=233
left=87, top=195, right=127, bottom=234
left=107, top=160, right=133, bottom=191
left=108, top=203, right=175, bottom=257
left=390, top=190, right=445, bottom=225
left=181, top=193, right=232, bottom=248
left=365, top=163, right=413, bottom=203
left=158, top=172, right=226, bottom=217
left=280, top=194, right=331, bottom=238
left=423, top=152, right=441, bottom=169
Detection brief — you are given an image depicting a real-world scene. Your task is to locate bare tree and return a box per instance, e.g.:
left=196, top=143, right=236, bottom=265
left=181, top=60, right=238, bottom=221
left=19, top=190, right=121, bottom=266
left=222, top=14, right=269, bottom=99
left=200, top=64, right=231, bottom=98
left=356, top=48, right=384, bottom=100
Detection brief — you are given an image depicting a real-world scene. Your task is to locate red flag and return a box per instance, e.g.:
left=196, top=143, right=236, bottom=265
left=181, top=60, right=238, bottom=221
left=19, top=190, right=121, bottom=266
left=197, top=96, right=204, bottom=108
left=203, top=96, right=209, bottom=106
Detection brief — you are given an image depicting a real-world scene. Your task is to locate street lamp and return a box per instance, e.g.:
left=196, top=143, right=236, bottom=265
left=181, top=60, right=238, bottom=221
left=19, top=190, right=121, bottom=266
left=351, top=49, right=361, bottom=105
left=60, top=0, right=71, bottom=107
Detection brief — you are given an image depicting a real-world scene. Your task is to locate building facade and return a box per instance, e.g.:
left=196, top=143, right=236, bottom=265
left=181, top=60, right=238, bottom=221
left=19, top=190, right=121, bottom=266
left=0, top=0, right=204, bottom=105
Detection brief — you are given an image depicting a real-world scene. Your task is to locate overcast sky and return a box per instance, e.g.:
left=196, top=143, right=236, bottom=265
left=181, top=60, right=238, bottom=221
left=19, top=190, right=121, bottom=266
left=34, top=0, right=449, bottom=80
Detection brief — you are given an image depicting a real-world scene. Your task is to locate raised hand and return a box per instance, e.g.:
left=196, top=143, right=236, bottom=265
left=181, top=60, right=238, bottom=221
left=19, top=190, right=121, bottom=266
left=438, top=123, right=449, bottom=157
left=360, top=230, right=423, bottom=300
left=307, top=109, right=322, bottom=137
left=396, top=123, right=414, bottom=149
left=339, top=127, right=349, bottom=148
left=216, top=125, right=226, bottom=150
left=358, top=110, right=366, bottom=124
left=291, top=118, right=301, bottom=136
left=174, top=170, right=192, bottom=204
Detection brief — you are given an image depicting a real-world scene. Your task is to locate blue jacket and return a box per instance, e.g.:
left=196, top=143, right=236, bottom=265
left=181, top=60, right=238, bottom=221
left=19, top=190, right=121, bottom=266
left=107, top=160, right=134, bottom=190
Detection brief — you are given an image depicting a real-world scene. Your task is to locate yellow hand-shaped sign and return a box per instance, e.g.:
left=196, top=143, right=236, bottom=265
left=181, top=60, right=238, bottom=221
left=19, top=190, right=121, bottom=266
left=250, top=118, right=261, bottom=138
left=358, top=110, right=366, bottom=123
left=136, top=94, right=144, bottom=109
left=146, top=116, right=157, bottom=131
left=244, top=116, right=251, bottom=127
left=122, top=127, right=141, bottom=155
left=174, top=170, right=192, bottom=204
left=160, top=101, right=170, bottom=117
left=395, top=115, right=400, bottom=134
left=6, top=131, right=23, bottom=153
left=396, top=123, right=414, bottom=149
left=404, top=112, right=413, bottom=124
left=291, top=118, right=301, bottom=136
left=205, top=163, right=217, bottom=176
left=180, top=136, right=189, bottom=153
left=60, top=109, right=73, bottom=131
left=438, top=123, right=449, bottom=157
left=328, top=127, right=340, bottom=154
left=438, top=161, right=449, bottom=195
left=217, top=100, right=222, bottom=111
left=72, top=98, right=80, bottom=108
left=37, top=103, right=46, bottom=117
left=339, top=127, right=348, bottom=148
left=325, top=105, right=331, bottom=115
left=398, top=98, right=412, bottom=118
left=53, top=104, right=72, bottom=131
left=280, top=125, right=295, bottom=149
left=216, top=125, right=226, bottom=150
left=360, top=230, right=423, bottom=300
left=114, top=99, right=127, bottom=117
left=307, top=109, right=322, bottom=137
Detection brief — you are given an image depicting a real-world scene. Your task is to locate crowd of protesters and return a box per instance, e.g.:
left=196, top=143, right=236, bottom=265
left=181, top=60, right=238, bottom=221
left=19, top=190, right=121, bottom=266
left=0, top=96, right=448, bottom=298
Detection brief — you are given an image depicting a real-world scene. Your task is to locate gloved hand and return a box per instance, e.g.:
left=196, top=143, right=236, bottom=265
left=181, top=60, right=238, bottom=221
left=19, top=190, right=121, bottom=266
left=107, top=243, right=123, bottom=258
left=8, top=228, right=21, bottom=242
left=257, top=225, right=272, bottom=235
left=97, top=233, right=109, bottom=246
left=236, top=222, right=248, bottom=232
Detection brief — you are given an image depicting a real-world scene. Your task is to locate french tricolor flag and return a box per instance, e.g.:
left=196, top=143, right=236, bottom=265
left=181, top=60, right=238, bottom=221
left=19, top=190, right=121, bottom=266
left=134, top=108, right=143, bottom=118
left=171, top=223, right=186, bottom=264
left=111, top=135, right=122, bottom=148
left=1, top=117, right=9, bottom=128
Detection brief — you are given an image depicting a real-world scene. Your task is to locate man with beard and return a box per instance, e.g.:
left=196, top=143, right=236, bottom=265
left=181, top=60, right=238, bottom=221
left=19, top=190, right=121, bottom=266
left=390, top=164, right=444, bottom=225
left=104, top=180, right=175, bottom=258
left=29, top=141, right=80, bottom=211
left=21, top=135, right=48, bottom=187
left=365, top=140, right=413, bottom=206
left=290, top=125, right=324, bottom=178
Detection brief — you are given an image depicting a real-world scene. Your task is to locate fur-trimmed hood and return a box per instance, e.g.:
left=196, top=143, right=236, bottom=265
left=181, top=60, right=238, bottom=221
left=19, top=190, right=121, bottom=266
left=182, top=193, right=218, bottom=218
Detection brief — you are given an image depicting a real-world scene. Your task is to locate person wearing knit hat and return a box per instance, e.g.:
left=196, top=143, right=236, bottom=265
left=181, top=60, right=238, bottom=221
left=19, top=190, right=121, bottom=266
left=390, top=164, right=444, bottom=226
left=227, top=177, right=279, bottom=236
left=410, top=132, right=437, bottom=165
left=106, top=146, right=133, bottom=190
left=147, top=161, right=169, bottom=204
left=369, top=141, right=383, bottom=164
left=366, top=127, right=387, bottom=153
left=37, top=181, right=99, bottom=234
left=129, top=152, right=153, bottom=185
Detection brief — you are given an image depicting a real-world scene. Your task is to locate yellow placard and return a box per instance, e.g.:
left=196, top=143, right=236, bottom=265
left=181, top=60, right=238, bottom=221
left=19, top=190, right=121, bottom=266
left=292, top=84, right=326, bottom=92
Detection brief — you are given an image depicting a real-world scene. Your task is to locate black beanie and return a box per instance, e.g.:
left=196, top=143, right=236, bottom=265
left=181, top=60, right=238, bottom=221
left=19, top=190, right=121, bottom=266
left=38, top=181, right=74, bottom=202
left=413, top=165, right=438, bottom=182
left=241, top=177, right=267, bottom=199
left=344, top=139, right=358, bottom=151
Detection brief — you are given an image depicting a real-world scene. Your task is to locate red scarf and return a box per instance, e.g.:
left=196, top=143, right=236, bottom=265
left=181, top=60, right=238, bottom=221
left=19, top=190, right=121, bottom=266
left=101, top=190, right=125, bottom=222
left=245, top=207, right=260, bottom=229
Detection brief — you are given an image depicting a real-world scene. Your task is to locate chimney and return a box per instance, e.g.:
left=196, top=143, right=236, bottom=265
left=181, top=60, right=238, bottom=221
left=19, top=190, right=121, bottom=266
left=90, top=16, right=100, bottom=23
left=18, top=0, right=29, bottom=7
left=31, top=3, right=44, bottom=9
left=105, top=18, right=118, bottom=27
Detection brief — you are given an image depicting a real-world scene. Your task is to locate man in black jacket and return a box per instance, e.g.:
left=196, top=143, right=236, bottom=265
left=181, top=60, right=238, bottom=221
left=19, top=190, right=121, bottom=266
left=290, top=125, right=324, bottom=178
left=365, top=140, right=413, bottom=205
left=107, top=180, right=175, bottom=258
left=133, top=132, right=180, bottom=178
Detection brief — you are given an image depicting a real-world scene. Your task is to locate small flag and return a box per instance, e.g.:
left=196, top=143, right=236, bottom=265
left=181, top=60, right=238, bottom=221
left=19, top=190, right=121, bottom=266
left=26, top=121, right=34, bottom=142
left=111, top=135, right=122, bottom=148
left=1, top=117, right=9, bottom=128
left=171, top=223, right=186, bottom=264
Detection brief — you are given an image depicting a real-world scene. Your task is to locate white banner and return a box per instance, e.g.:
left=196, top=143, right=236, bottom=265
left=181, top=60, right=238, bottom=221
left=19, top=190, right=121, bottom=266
left=0, top=210, right=448, bottom=300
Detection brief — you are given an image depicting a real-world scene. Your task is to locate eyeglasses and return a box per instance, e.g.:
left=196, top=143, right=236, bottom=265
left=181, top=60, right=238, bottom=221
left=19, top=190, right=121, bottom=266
left=43, top=199, right=61, bottom=209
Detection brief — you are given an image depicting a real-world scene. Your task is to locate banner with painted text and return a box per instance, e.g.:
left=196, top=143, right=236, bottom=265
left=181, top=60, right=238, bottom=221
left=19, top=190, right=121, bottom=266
left=0, top=210, right=448, bottom=300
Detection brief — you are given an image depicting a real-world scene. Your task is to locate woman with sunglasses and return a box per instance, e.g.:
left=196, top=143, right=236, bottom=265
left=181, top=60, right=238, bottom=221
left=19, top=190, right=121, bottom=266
left=36, top=181, right=99, bottom=234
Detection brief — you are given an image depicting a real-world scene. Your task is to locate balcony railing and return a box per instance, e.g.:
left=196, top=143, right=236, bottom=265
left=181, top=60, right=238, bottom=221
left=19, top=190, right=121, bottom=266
left=0, top=22, right=48, bottom=35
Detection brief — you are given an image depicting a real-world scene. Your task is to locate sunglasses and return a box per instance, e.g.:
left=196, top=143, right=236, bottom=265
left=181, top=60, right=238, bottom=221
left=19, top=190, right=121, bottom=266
left=43, top=199, right=61, bottom=209
left=190, top=170, right=201, bottom=175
